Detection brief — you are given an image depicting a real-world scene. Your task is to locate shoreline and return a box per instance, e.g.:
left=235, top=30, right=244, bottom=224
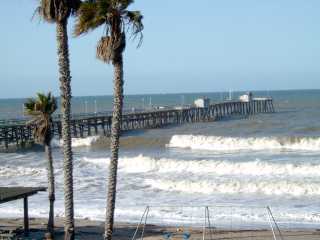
left=0, top=218, right=320, bottom=239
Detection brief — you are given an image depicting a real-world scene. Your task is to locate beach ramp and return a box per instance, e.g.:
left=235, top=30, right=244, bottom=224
left=0, top=187, right=46, bottom=236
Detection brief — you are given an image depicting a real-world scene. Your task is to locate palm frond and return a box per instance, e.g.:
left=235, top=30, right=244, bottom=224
left=74, top=0, right=110, bottom=36
left=36, top=0, right=80, bottom=23
left=116, top=0, right=134, bottom=10
left=123, top=10, right=143, bottom=47
left=96, top=36, right=113, bottom=63
left=96, top=33, right=125, bottom=62
left=74, top=0, right=143, bottom=62
left=24, top=98, right=37, bottom=114
left=24, top=92, right=57, bottom=144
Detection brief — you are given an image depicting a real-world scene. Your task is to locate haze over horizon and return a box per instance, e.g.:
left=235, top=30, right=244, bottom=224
left=2, top=0, right=320, bottom=98
left=0, top=88, right=319, bottom=100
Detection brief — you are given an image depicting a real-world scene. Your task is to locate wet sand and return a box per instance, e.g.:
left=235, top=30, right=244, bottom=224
left=0, top=218, right=320, bottom=239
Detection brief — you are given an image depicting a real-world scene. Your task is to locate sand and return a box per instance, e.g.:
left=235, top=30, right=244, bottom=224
left=0, top=218, right=320, bottom=240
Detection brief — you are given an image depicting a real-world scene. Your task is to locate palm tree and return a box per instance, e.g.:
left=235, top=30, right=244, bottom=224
left=25, top=92, right=57, bottom=239
left=35, top=1, right=80, bottom=239
left=74, top=1, right=143, bottom=239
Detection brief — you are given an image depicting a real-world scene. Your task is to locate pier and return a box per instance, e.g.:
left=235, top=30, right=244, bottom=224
left=0, top=99, right=274, bottom=150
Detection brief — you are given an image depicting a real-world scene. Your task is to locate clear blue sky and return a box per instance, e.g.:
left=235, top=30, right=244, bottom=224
left=1, top=0, right=320, bottom=98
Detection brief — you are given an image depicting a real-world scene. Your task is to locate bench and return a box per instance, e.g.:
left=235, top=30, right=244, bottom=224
left=0, top=187, right=46, bottom=236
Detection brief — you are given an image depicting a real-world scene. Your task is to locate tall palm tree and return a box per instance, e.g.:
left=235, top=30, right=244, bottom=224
left=25, top=92, right=57, bottom=239
left=36, top=1, right=80, bottom=239
left=74, top=1, right=143, bottom=239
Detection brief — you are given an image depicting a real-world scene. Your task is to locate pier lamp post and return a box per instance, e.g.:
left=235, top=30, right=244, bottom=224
left=94, top=100, right=98, bottom=114
left=22, top=104, right=25, bottom=117
left=85, top=101, right=88, bottom=114
left=181, top=95, right=185, bottom=106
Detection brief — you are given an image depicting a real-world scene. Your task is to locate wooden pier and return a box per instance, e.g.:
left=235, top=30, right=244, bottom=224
left=0, top=99, right=274, bottom=150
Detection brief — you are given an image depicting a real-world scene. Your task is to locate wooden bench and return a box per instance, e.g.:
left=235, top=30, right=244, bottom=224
left=0, top=187, right=46, bottom=236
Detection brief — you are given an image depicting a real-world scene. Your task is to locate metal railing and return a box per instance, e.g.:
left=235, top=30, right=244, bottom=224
left=131, top=205, right=283, bottom=240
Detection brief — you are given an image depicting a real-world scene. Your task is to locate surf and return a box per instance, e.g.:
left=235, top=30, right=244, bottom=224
left=168, top=135, right=320, bottom=151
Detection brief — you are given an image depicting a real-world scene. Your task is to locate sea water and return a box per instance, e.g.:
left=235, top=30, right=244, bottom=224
left=0, top=89, right=320, bottom=229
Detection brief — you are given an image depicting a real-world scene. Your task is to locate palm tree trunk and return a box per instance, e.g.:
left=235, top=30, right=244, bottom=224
left=45, top=143, right=55, bottom=238
left=56, top=20, right=75, bottom=240
left=104, top=55, right=124, bottom=240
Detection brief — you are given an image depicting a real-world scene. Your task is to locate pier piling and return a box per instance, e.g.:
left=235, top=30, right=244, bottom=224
left=0, top=99, right=274, bottom=149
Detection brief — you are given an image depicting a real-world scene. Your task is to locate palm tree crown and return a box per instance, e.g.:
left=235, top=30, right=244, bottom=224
left=36, top=0, right=80, bottom=23
left=74, top=0, right=143, bottom=63
left=25, top=92, right=57, bottom=145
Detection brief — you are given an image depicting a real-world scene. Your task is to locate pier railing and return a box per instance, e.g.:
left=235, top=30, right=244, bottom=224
left=0, top=99, right=274, bottom=149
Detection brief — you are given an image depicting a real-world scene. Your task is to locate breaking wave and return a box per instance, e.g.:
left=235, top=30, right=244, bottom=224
left=50, top=135, right=166, bottom=149
left=0, top=166, right=45, bottom=177
left=81, top=154, right=320, bottom=177
left=51, top=136, right=100, bottom=148
left=145, top=178, right=320, bottom=197
left=168, top=135, right=320, bottom=151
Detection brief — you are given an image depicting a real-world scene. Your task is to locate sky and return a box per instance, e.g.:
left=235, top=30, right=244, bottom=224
left=1, top=0, right=320, bottom=98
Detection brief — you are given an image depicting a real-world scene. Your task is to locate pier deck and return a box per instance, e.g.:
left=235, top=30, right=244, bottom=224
left=0, top=99, right=274, bottom=149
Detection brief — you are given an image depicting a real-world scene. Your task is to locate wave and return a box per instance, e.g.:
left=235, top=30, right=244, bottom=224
left=81, top=155, right=320, bottom=177
left=51, top=136, right=100, bottom=148
left=145, top=178, right=320, bottom=197
left=168, top=135, right=320, bottom=151
left=0, top=166, right=45, bottom=177
left=1, top=205, right=320, bottom=226
left=51, top=135, right=166, bottom=149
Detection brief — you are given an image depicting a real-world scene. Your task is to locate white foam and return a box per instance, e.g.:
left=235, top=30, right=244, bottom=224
left=51, top=136, right=100, bottom=148
left=1, top=204, right=319, bottom=227
left=0, top=166, right=45, bottom=177
left=82, top=157, right=109, bottom=166
left=145, top=178, right=320, bottom=197
left=168, top=135, right=320, bottom=151
left=81, top=155, right=320, bottom=177
left=2, top=144, right=320, bottom=226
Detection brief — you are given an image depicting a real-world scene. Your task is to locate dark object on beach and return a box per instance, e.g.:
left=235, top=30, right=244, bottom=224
left=74, top=1, right=143, bottom=240
left=25, top=92, right=57, bottom=239
left=0, top=187, right=46, bottom=236
left=0, top=228, right=17, bottom=240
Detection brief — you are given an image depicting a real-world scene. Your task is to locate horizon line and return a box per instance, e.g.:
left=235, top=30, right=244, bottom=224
left=0, top=87, right=319, bottom=100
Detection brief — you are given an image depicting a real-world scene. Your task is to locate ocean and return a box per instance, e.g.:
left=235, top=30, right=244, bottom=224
left=0, top=89, right=320, bottom=230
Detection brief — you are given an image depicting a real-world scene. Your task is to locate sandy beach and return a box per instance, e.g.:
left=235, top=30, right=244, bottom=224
left=0, top=217, right=320, bottom=240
